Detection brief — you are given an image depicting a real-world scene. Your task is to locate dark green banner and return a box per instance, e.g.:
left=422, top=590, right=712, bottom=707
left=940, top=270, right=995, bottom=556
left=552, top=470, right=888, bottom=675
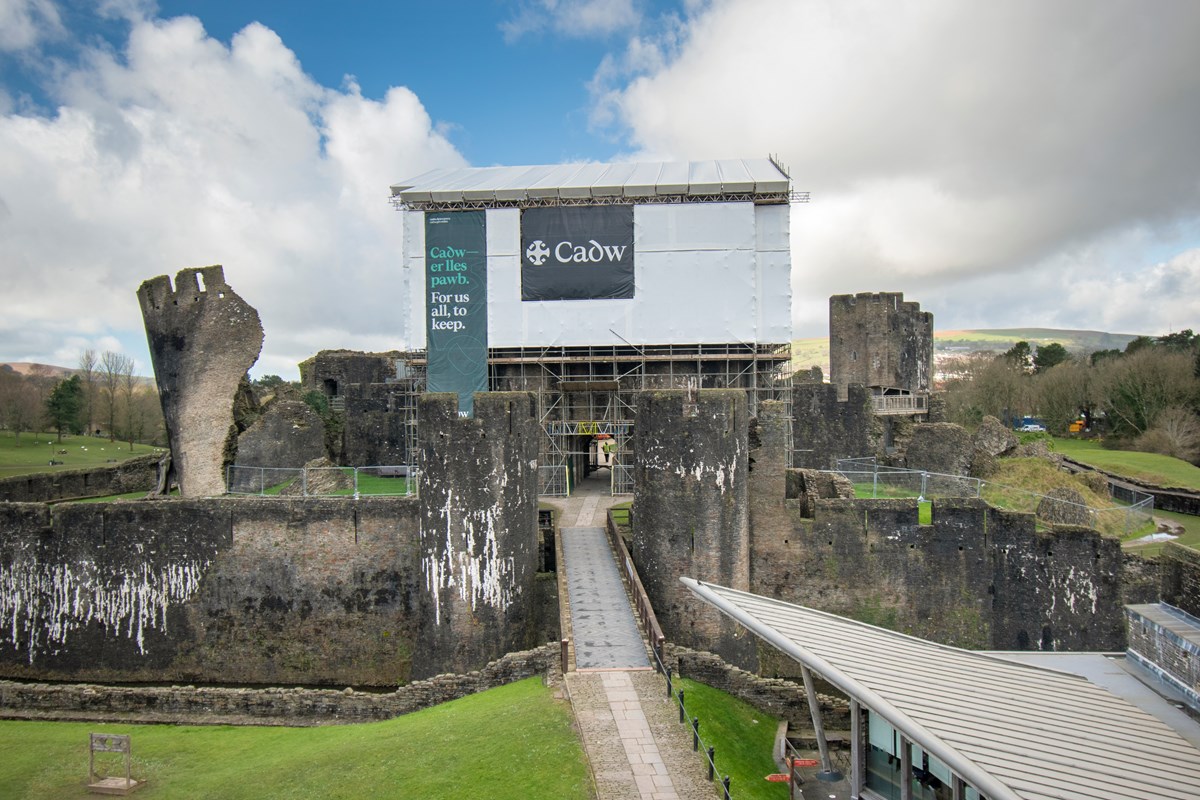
left=425, top=210, right=487, bottom=416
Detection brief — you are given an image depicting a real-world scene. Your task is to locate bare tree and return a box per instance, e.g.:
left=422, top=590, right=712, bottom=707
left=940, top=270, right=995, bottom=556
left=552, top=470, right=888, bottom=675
left=100, top=351, right=134, bottom=442
left=77, top=348, right=98, bottom=435
left=0, top=371, right=40, bottom=443
left=119, top=367, right=138, bottom=450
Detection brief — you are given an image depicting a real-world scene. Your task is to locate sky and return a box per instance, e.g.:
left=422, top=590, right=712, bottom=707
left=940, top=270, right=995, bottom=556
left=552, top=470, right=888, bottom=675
left=1, top=0, right=1199, bottom=379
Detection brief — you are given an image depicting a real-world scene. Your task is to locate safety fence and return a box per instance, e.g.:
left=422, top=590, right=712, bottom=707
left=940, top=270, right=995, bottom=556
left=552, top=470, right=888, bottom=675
left=832, top=457, right=1154, bottom=536
left=226, top=465, right=419, bottom=497
left=539, top=465, right=570, bottom=497
left=604, top=508, right=737, bottom=799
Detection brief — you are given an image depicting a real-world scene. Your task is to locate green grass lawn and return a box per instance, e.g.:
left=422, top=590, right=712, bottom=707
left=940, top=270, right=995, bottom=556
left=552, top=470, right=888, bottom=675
left=1122, top=507, right=1200, bottom=558
left=0, top=678, right=590, bottom=800
left=1050, top=438, right=1200, bottom=491
left=0, top=430, right=162, bottom=479
left=674, top=677, right=787, bottom=800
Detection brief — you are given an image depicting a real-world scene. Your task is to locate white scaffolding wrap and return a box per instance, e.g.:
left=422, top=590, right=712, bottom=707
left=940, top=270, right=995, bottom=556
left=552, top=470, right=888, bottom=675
left=403, top=200, right=790, bottom=349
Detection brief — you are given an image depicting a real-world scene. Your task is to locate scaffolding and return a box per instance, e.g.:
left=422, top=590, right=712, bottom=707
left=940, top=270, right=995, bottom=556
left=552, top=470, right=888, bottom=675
left=488, top=342, right=792, bottom=496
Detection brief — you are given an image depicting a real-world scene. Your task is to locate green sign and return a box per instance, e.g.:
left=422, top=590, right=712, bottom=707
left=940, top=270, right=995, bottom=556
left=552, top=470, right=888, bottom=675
left=425, top=211, right=487, bottom=416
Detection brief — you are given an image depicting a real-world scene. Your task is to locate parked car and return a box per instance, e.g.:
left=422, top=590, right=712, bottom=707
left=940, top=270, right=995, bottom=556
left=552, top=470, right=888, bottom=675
left=1018, top=423, right=1047, bottom=432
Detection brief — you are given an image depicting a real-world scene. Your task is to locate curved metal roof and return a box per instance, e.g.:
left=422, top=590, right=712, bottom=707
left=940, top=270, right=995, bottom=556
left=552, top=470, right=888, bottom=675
left=681, top=578, right=1200, bottom=800
left=390, top=158, right=790, bottom=205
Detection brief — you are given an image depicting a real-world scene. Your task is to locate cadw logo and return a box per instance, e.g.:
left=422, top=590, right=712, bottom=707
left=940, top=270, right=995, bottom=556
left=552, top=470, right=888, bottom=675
left=525, top=238, right=627, bottom=265
left=525, top=240, right=550, bottom=265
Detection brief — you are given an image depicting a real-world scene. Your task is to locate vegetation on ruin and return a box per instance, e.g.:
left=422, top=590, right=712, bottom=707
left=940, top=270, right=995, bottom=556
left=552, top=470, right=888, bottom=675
left=0, top=430, right=163, bottom=479
left=673, top=677, right=788, bottom=800
left=1049, top=438, right=1200, bottom=491
left=0, top=677, right=591, bottom=800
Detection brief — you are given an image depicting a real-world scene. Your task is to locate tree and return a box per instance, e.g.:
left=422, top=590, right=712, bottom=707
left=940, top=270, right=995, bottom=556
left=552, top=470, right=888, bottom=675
left=1135, top=407, right=1200, bottom=463
left=0, top=370, right=40, bottom=442
left=1094, top=349, right=1199, bottom=438
left=77, top=349, right=98, bottom=434
left=1034, top=361, right=1092, bottom=434
left=45, top=376, right=84, bottom=441
left=1002, top=341, right=1033, bottom=372
left=99, top=351, right=134, bottom=442
left=119, top=367, right=138, bottom=450
left=1033, top=343, right=1070, bottom=373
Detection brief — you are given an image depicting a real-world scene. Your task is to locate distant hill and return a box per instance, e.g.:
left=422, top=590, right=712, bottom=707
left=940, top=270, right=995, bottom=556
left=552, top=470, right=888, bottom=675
left=0, top=362, right=75, bottom=379
left=791, top=328, right=1142, bottom=376
left=0, top=362, right=154, bottom=386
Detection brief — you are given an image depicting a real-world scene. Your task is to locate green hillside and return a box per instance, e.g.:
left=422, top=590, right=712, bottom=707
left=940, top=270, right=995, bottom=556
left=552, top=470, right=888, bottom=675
left=792, top=328, right=1144, bottom=375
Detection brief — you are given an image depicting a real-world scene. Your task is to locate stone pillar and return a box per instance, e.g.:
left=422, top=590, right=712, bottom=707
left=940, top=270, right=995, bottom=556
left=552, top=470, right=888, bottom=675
left=414, top=392, right=539, bottom=678
left=137, top=266, right=263, bottom=497
left=632, top=389, right=754, bottom=667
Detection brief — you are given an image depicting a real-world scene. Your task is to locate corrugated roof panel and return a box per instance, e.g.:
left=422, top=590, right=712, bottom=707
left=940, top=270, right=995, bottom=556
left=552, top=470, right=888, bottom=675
left=687, top=160, right=723, bottom=195
left=491, top=165, right=543, bottom=201
left=526, top=164, right=584, bottom=199
left=623, top=162, right=663, bottom=197
left=716, top=159, right=755, bottom=193
left=592, top=162, right=638, bottom=196
left=745, top=158, right=789, bottom=193
left=559, top=162, right=611, bottom=198
left=391, top=158, right=791, bottom=203
left=655, top=161, right=689, bottom=194
left=684, top=581, right=1200, bottom=800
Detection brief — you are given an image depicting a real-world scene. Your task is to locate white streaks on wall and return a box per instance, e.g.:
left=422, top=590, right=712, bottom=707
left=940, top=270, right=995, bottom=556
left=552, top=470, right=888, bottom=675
left=0, top=557, right=209, bottom=663
left=422, top=489, right=519, bottom=626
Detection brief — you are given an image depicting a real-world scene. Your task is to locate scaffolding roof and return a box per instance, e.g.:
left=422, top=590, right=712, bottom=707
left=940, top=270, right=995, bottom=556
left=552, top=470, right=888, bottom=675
left=390, top=158, right=790, bottom=205
left=682, top=578, right=1200, bottom=800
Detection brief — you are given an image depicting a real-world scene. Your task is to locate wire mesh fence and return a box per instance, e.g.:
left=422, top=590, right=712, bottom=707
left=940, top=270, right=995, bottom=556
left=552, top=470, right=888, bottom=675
left=831, top=457, right=1154, bottom=536
left=226, top=465, right=419, bottom=497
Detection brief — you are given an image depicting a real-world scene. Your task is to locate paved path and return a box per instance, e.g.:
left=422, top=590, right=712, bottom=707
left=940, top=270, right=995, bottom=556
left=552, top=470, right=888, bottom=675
left=549, top=471, right=713, bottom=800
left=562, top=527, right=648, bottom=670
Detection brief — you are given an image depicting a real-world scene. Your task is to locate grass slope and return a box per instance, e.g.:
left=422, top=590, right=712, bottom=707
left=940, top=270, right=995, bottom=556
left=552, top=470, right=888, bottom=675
left=674, top=677, right=787, bottom=800
left=1050, top=438, right=1200, bottom=491
left=0, top=678, right=590, bottom=800
left=0, top=431, right=162, bottom=479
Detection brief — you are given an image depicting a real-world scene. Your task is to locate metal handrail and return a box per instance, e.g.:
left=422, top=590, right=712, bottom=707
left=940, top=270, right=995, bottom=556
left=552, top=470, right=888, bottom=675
left=604, top=507, right=733, bottom=797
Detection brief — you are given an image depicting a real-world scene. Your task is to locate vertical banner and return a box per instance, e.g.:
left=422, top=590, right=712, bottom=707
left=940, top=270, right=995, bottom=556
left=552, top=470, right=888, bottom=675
left=425, top=210, right=487, bottom=416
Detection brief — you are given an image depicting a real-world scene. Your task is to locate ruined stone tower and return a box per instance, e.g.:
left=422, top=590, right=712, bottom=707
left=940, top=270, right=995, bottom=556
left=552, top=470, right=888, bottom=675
left=829, top=292, right=933, bottom=400
left=632, top=389, right=754, bottom=667
left=414, top=392, right=540, bottom=678
left=137, top=266, right=263, bottom=497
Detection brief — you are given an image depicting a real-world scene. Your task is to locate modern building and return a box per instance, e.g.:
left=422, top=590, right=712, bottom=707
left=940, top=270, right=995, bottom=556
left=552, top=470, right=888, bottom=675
left=684, top=578, right=1200, bottom=800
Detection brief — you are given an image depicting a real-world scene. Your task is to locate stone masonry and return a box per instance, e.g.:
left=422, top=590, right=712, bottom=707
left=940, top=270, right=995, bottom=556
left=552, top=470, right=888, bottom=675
left=415, top=392, right=541, bottom=678
left=632, top=390, right=754, bottom=668
left=137, top=266, right=263, bottom=496
left=829, top=291, right=933, bottom=399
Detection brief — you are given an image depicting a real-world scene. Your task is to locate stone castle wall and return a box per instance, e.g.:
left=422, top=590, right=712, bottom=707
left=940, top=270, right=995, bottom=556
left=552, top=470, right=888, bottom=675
left=0, top=393, right=551, bottom=687
left=632, top=390, right=754, bottom=667
left=0, top=454, right=159, bottom=504
left=829, top=292, right=933, bottom=396
left=791, top=382, right=875, bottom=470
left=416, top=392, right=541, bottom=678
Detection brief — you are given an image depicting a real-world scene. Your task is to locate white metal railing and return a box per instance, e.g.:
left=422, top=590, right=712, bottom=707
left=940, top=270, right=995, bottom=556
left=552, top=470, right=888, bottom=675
left=831, top=457, right=1154, bottom=535
left=871, top=394, right=928, bottom=415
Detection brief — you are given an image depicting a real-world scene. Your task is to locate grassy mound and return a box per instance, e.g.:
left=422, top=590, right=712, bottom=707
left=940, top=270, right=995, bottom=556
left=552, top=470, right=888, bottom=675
left=0, top=677, right=590, bottom=800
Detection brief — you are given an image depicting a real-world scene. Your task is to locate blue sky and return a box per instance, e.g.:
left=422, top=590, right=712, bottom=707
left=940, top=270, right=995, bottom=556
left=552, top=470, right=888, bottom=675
left=2, top=0, right=1199, bottom=378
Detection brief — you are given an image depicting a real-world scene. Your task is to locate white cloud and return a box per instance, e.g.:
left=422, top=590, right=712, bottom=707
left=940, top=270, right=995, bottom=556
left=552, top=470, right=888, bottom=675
left=0, top=0, right=63, bottom=51
left=0, top=13, right=464, bottom=378
left=600, top=0, right=1200, bottom=335
left=502, top=0, right=641, bottom=42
